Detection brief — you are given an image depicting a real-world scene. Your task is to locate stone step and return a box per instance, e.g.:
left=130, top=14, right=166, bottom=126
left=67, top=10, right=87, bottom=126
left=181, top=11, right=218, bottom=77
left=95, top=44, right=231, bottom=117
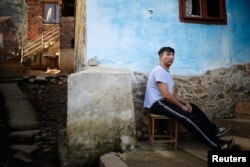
left=235, top=113, right=250, bottom=119
left=220, top=135, right=250, bottom=151
left=235, top=102, right=250, bottom=119
left=100, top=152, right=128, bottom=167
left=8, top=130, right=41, bottom=144
left=9, top=130, right=41, bottom=138
left=0, top=78, right=22, bottom=83
left=235, top=102, right=250, bottom=115
left=0, top=62, right=22, bottom=80
left=179, top=135, right=250, bottom=162
left=0, top=83, right=39, bottom=130
left=9, top=144, right=39, bottom=154
left=178, top=139, right=209, bottom=162
left=214, top=119, right=250, bottom=138
left=13, top=151, right=33, bottom=163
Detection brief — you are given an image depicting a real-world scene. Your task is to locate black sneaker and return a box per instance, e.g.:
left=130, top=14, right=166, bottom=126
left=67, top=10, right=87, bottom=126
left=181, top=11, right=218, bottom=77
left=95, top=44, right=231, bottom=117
left=216, top=126, right=230, bottom=137
left=220, top=139, right=235, bottom=150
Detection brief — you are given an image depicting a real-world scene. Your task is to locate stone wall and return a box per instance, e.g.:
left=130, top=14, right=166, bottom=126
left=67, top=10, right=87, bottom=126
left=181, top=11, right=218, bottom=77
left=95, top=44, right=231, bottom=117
left=132, top=63, right=250, bottom=140
left=60, top=17, right=75, bottom=48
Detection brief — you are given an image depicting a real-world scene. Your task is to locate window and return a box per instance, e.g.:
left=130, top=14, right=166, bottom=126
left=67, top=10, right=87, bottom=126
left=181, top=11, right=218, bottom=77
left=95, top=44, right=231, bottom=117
left=44, top=3, right=59, bottom=24
left=61, top=0, right=75, bottom=17
left=179, top=0, right=227, bottom=25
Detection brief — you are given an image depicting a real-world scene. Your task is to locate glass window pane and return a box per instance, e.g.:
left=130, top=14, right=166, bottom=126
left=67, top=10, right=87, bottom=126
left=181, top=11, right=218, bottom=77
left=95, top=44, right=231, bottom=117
left=186, top=0, right=201, bottom=16
left=207, top=0, right=221, bottom=17
left=45, top=3, right=55, bottom=23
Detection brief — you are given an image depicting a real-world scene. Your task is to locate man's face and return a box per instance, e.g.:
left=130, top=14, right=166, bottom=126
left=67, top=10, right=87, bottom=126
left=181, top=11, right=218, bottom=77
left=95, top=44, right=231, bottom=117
left=160, top=51, right=174, bottom=67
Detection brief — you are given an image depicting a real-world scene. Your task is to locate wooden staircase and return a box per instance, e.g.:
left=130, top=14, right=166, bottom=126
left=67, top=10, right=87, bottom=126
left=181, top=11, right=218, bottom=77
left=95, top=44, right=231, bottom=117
left=21, top=25, right=60, bottom=64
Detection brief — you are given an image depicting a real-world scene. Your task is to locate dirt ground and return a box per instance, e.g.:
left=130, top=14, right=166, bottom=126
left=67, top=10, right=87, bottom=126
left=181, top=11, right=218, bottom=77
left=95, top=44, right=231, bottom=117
left=0, top=73, right=68, bottom=167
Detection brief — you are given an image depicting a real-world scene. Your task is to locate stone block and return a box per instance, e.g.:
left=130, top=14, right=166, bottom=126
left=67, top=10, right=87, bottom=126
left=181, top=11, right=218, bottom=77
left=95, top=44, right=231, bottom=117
left=99, top=152, right=128, bottom=167
left=67, top=67, right=136, bottom=166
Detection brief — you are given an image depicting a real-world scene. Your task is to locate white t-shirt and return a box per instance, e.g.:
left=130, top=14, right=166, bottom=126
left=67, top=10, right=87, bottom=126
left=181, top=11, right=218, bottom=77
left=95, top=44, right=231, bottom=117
left=143, top=65, right=175, bottom=108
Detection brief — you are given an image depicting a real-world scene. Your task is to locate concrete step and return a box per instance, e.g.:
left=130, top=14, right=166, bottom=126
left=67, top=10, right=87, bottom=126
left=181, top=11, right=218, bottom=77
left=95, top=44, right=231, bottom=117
left=8, top=130, right=41, bottom=144
left=100, top=152, right=128, bottom=167
left=9, top=144, right=39, bottom=154
left=0, top=83, right=39, bottom=130
left=235, top=102, right=250, bottom=119
left=214, top=119, right=250, bottom=138
left=0, top=61, right=22, bottom=80
left=178, top=139, right=209, bottom=162
left=13, top=151, right=33, bottom=163
left=220, top=135, right=250, bottom=151
left=120, top=141, right=207, bottom=167
left=178, top=135, right=250, bottom=162
left=9, top=130, right=41, bottom=138
left=0, top=78, right=22, bottom=83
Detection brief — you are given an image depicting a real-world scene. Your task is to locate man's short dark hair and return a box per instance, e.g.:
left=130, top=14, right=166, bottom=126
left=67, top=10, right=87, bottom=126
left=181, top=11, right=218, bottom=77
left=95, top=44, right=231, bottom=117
left=158, top=47, right=175, bottom=55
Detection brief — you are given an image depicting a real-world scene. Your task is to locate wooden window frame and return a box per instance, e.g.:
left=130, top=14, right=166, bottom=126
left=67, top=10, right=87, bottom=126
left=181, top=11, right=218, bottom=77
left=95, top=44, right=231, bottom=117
left=43, top=2, right=59, bottom=24
left=179, top=0, right=227, bottom=25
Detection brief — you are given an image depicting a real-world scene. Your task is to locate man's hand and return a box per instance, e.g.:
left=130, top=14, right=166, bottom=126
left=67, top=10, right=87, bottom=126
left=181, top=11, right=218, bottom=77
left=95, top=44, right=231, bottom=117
left=181, top=103, right=192, bottom=112
left=186, top=102, right=192, bottom=112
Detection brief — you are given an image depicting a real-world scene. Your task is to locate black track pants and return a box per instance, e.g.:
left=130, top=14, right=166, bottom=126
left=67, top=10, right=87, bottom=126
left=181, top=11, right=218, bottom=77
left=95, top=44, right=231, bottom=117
left=150, top=100, right=222, bottom=149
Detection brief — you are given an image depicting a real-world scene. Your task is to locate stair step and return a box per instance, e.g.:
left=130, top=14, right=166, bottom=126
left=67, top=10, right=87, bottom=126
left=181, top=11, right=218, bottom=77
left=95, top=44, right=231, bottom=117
left=235, top=102, right=250, bottom=118
left=179, top=135, right=250, bottom=162
left=0, top=61, right=22, bottom=81
left=13, top=151, right=33, bottom=163
left=178, top=140, right=209, bottom=162
left=235, top=113, right=250, bottom=119
left=220, top=135, right=250, bottom=151
left=9, top=144, right=39, bottom=154
left=9, top=129, right=41, bottom=138
left=214, top=119, right=250, bottom=138
left=235, top=102, right=250, bottom=115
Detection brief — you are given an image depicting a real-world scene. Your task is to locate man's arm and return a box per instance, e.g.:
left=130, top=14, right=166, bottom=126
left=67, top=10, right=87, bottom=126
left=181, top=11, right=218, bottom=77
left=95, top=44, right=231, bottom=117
left=157, top=82, right=192, bottom=112
left=173, top=90, right=192, bottom=112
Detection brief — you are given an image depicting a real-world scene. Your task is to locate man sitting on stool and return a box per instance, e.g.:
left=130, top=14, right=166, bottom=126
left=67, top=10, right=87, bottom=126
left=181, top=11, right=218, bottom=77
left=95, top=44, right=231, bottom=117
left=143, top=46, right=233, bottom=150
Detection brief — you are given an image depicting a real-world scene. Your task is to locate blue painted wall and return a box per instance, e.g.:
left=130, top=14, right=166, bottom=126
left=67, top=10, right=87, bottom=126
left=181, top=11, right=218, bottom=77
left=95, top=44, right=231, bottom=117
left=86, top=0, right=250, bottom=75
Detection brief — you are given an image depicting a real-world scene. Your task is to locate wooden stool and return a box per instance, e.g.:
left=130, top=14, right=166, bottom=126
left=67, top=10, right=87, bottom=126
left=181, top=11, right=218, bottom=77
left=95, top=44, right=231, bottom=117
left=148, top=114, right=179, bottom=150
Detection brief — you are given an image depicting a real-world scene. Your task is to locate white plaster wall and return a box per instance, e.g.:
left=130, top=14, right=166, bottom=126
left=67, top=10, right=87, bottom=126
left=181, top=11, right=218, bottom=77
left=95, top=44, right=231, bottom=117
left=67, top=67, right=136, bottom=160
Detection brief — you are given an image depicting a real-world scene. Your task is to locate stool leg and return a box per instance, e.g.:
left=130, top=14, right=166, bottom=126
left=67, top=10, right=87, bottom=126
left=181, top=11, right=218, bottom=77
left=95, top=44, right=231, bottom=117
left=149, top=116, right=152, bottom=142
left=174, top=120, right=178, bottom=150
left=169, top=120, right=173, bottom=138
left=152, top=118, right=155, bottom=143
left=170, top=120, right=174, bottom=149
